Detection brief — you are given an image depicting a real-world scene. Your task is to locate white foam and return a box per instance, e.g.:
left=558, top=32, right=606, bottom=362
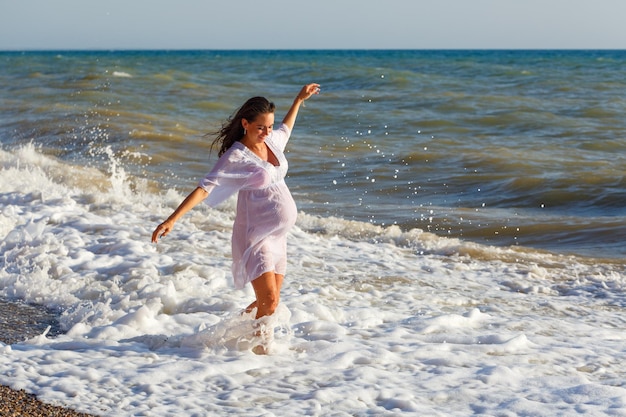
left=112, top=71, right=132, bottom=78
left=0, top=145, right=625, bottom=416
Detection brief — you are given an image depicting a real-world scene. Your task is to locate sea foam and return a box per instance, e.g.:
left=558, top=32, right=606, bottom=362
left=0, top=145, right=625, bottom=416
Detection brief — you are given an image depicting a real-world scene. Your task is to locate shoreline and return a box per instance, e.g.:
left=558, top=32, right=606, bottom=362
left=0, top=299, right=100, bottom=417
left=0, top=385, right=98, bottom=417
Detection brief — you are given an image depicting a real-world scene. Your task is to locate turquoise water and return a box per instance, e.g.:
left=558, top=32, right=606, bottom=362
left=1, top=49, right=625, bottom=259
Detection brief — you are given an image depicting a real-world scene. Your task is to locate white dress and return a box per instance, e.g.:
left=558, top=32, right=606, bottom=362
left=198, top=123, right=297, bottom=289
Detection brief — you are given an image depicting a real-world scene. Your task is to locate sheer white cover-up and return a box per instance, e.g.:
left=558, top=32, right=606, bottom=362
left=198, top=123, right=297, bottom=289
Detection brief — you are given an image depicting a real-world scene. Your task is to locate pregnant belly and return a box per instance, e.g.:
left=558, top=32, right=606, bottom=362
left=274, top=192, right=297, bottom=233
left=241, top=186, right=298, bottom=238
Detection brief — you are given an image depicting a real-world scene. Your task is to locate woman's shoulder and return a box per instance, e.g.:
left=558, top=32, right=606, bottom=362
left=274, top=123, right=291, bottom=136
left=212, top=142, right=254, bottom=168
left=221, top=141, right=246, bottom=159
left=268, top=123, right=291, bottom=150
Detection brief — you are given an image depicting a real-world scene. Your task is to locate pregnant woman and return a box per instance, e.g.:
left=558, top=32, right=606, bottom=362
left=152, top=83, right=320, bottom=331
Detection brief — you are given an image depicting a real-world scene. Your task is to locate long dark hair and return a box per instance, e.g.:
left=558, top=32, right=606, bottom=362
left=210, top=96, right=276, bottom=157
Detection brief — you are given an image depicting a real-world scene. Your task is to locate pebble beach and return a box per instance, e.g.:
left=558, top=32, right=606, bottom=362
left=0, top=300, right=97, bottom=417
left=0, top=384, right=96, bottom=417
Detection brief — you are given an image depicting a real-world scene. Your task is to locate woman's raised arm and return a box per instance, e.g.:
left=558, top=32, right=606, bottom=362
left=281, top=83, right=320, bottom=131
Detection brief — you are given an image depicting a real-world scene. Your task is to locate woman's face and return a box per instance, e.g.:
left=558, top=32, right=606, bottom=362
left=242, top=112, right=274, bottom=145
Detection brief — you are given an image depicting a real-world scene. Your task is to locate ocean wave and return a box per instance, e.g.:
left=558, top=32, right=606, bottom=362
left=1, top=54, right=626, bottom=415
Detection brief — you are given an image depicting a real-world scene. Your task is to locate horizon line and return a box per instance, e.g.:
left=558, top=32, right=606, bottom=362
left=2, top=47, right=626, bottom=53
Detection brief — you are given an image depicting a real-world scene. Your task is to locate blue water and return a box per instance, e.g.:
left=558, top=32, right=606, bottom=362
left=1, top=49, right=625, bottom=259
left=1, top=50, right=626, bottom=417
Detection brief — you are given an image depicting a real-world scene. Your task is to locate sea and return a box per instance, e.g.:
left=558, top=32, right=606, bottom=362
left=0, top=50, right=625, bottom=416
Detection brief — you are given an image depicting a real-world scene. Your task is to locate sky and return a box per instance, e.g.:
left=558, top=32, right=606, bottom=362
left=1, top=0, right=625, bottom=50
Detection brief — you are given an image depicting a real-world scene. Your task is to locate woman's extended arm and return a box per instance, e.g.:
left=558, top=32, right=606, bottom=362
left=281, top=83, right=320, bottom=131
left=151, top=187, right=208, bottom=243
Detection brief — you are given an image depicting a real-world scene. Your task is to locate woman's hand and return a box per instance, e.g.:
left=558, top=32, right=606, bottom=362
left=152, top=219, right=174, bottom=243
left=151, top=187, right=209, bottom=243
left=296, top=83, right=321, bottom=102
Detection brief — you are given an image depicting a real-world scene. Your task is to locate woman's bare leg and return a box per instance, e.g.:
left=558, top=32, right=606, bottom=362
left=245, top=273, right=283, bottom=315
left=250, top=272, right=284, bottom=319
left=249, top=272, right=284, bottom=354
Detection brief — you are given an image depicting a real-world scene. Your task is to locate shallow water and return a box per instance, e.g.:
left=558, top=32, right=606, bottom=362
left=0, top=299, right=61, bottom=344
left=0, top=139, right=625, bottom=416
left=0, top=50, right=625, bottom=416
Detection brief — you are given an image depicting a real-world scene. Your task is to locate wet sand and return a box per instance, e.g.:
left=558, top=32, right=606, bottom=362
left=0, top=299, right=99, bottom=417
